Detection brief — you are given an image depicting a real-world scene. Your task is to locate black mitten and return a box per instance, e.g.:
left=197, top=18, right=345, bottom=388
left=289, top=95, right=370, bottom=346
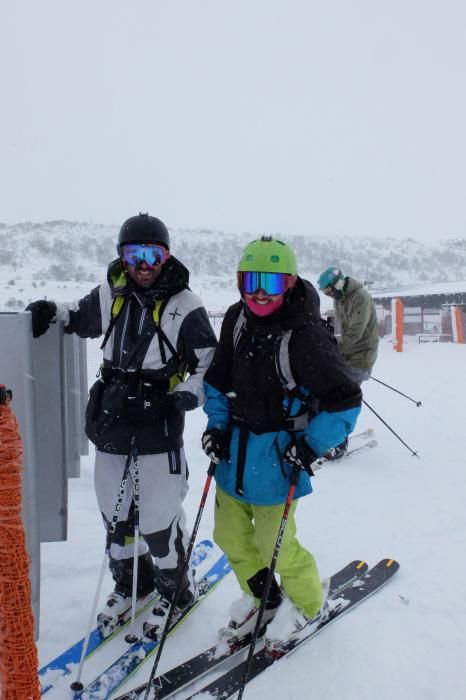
left=25, top=300, right=57, bottom=338
left=201, top=428, right=230, bottom=464
left=284, top=438, right=317, bottom=476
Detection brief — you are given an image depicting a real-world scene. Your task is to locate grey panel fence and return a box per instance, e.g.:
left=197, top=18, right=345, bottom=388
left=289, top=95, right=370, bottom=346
left=0, top=312, right=88, bottom=638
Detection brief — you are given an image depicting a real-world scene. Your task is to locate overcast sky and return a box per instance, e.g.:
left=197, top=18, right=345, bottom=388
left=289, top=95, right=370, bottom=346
left=1, top=1, right=465, bottom=242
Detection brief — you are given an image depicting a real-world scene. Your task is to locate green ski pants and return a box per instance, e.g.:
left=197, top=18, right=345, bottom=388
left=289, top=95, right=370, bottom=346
left=213, top=486, right=323, bottom=617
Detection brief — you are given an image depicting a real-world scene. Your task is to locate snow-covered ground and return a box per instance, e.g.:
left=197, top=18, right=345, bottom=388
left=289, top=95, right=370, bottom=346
left=35, top=325, right=466, bottom=700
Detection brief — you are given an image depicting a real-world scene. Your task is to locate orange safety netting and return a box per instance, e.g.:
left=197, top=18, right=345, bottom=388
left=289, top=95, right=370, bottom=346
left=0, top=402, right=41, bottom=700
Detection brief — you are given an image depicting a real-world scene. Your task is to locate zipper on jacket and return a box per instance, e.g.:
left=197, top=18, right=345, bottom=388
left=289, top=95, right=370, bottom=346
left=118, top=301, right=131, bottom=366
left=138, top=307, right=147, bottom=335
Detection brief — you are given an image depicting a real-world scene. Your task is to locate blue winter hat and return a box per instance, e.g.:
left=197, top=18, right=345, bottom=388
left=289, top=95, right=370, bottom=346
left=318, top=267, right=344, bottom=290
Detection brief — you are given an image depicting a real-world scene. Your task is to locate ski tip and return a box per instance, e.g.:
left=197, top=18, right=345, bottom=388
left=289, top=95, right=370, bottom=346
left=379, top=558, right=400, bottom=572
left=367, top=428, right=375, bottom=436
left=367, top=439, right=378, bottom=448
left=385, top=558, right=399, bottom=567
left=356, top=560, right=367, bottom=570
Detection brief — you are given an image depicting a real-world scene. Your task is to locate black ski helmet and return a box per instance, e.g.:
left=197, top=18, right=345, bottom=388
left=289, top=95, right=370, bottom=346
left=117, top=213, right=170, bottom=254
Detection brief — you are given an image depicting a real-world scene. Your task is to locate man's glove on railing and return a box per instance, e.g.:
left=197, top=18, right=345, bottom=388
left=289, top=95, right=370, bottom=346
left=25, top=300, right=57, bottom=338
left=201, top=428, right=230, bottom=464
left=284, top=438, right=317, bottom=476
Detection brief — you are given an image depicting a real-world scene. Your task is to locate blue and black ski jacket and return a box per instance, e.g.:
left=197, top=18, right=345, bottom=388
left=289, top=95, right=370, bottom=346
left=203, top=277, right=362, bottom=505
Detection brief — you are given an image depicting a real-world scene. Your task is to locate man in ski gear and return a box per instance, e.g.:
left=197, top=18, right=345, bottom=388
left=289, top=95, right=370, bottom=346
left=318, top=267, right=379, bottom=385
left=201, top=236, right=362, bottom=654
left=26, top=213, right=217, bottom=639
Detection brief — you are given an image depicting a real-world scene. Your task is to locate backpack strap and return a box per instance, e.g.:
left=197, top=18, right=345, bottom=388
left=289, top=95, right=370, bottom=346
left=232, top=307, right=247, bottom=351
left=275, top=330, right=296, bottom=391
left=151, top=299, right=188, bottom=390
left=101, top=297, right=187, bottom=388
left=274, top=330, right=320, bottom=422
left=100, top=296, right=127, bottom=350
left=151, top=300, right=180, bottom=363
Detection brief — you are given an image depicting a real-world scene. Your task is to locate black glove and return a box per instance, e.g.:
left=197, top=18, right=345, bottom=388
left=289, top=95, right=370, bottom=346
left=123, top=393, right=179, bottom=426
left=284, top=438, right=317, bottom=476
left=201, top=428, right=230, bottom=464
left=25, top=300, right=57, bottom=338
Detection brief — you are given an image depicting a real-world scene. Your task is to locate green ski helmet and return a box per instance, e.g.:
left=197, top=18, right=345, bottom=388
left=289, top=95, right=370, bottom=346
left=237, top=236, right=298, bottom=298
left=237, top=236, right=298, bottom=274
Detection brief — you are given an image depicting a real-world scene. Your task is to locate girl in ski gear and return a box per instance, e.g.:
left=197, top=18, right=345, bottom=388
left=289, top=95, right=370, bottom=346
left=202, top=236, right=362, bottom=648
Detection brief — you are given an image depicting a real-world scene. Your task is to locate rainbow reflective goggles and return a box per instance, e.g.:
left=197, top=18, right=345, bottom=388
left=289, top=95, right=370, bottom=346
left=238, top=271, right=296, bottom=295
left=122, top=243, right=169, bottom=268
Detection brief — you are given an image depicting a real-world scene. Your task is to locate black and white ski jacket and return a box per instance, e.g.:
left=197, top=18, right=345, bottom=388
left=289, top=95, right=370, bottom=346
left=54, top=256, right=217, bottom=455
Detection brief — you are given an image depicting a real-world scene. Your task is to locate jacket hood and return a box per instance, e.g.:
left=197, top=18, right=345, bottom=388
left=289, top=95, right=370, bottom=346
left=344, top=277, right=363, bottom=296
left=107, top=256, right=190, bottom=301
left=243, top=276, right=321, bottom=334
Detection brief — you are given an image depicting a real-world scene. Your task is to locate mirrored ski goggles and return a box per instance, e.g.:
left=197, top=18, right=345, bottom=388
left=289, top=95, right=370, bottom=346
left=122, top=243, right=168, bottom=268
left=239, top=271, right=294, bottom=295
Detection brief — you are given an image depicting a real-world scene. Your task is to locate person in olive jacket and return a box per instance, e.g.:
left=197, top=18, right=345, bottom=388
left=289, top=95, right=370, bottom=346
left=318, top=267, right=379, bottom=385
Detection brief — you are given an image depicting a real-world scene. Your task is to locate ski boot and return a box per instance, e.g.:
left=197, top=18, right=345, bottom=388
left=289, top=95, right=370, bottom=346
left=264, top=579, right=330, bottom=657
left=324, top=437, right=348, bottom=461
left=143, top=584, right=198, bottom=641
left=97, top=587, right=155, bottom=639
left=219, top=593, right=281, bottom=648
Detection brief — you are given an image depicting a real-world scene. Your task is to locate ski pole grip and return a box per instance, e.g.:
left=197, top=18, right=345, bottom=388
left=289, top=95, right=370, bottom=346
left=290, top=465, right=301, bottom=487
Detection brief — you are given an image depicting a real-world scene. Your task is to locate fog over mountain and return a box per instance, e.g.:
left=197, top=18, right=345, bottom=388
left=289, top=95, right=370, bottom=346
left=2, top=220, right=466, bottom=310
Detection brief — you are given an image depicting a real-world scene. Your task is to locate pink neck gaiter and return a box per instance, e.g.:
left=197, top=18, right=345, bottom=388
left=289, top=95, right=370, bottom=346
left=245, top=296, right=284, bottom=317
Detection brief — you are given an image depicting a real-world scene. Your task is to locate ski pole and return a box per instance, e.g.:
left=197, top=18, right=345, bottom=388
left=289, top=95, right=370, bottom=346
left=371, top=376, right=422, bottom=407
left=143, top=461, right=217, bottom=700
left=362, top=399, right=419, bottom=457
left=70, top=437, right=135, bottom=691
left=125, top=448, right=141, bottom=643
left=236, top=465, right=301, bottom=700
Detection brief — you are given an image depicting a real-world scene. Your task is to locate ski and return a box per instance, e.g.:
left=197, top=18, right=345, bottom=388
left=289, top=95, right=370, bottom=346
left=39, top=540, right=215, bottom=695
left=185, top=558, right=399, bottom=699
left=114, top=559, right=368, bottom=700
left=313, top=435, right=377, bottom=469
left=349, top=428, right=375, bottom=442
left=75, top=552, right=231, bottom=699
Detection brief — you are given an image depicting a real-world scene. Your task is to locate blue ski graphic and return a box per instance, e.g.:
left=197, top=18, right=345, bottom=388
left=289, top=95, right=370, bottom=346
left=77, top=553, right=231, bottom=699
left=39, top=540, right=214, bottom=694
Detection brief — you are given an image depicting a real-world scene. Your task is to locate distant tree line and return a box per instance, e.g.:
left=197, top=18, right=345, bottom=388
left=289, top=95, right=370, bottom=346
left=1, top=222, right=466, bottom=289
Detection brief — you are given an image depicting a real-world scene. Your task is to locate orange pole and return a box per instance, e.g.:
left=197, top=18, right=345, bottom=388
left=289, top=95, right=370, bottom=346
left=392, top=298, right=404, bottom=352
left=451, top=306, right=465, bottom=344
left=0, top=396, right=41, bottom=700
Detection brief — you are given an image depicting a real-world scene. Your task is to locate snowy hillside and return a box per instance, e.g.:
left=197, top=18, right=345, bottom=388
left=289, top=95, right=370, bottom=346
left=36, top=328, right=466, bottom=700
left=2, top=220, right=466, bottom=313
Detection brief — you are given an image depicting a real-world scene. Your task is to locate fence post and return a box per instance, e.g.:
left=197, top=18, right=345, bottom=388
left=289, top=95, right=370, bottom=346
left=451, top=306, right=465, bottom=344
left=392, top=297, right=404, bottom=352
